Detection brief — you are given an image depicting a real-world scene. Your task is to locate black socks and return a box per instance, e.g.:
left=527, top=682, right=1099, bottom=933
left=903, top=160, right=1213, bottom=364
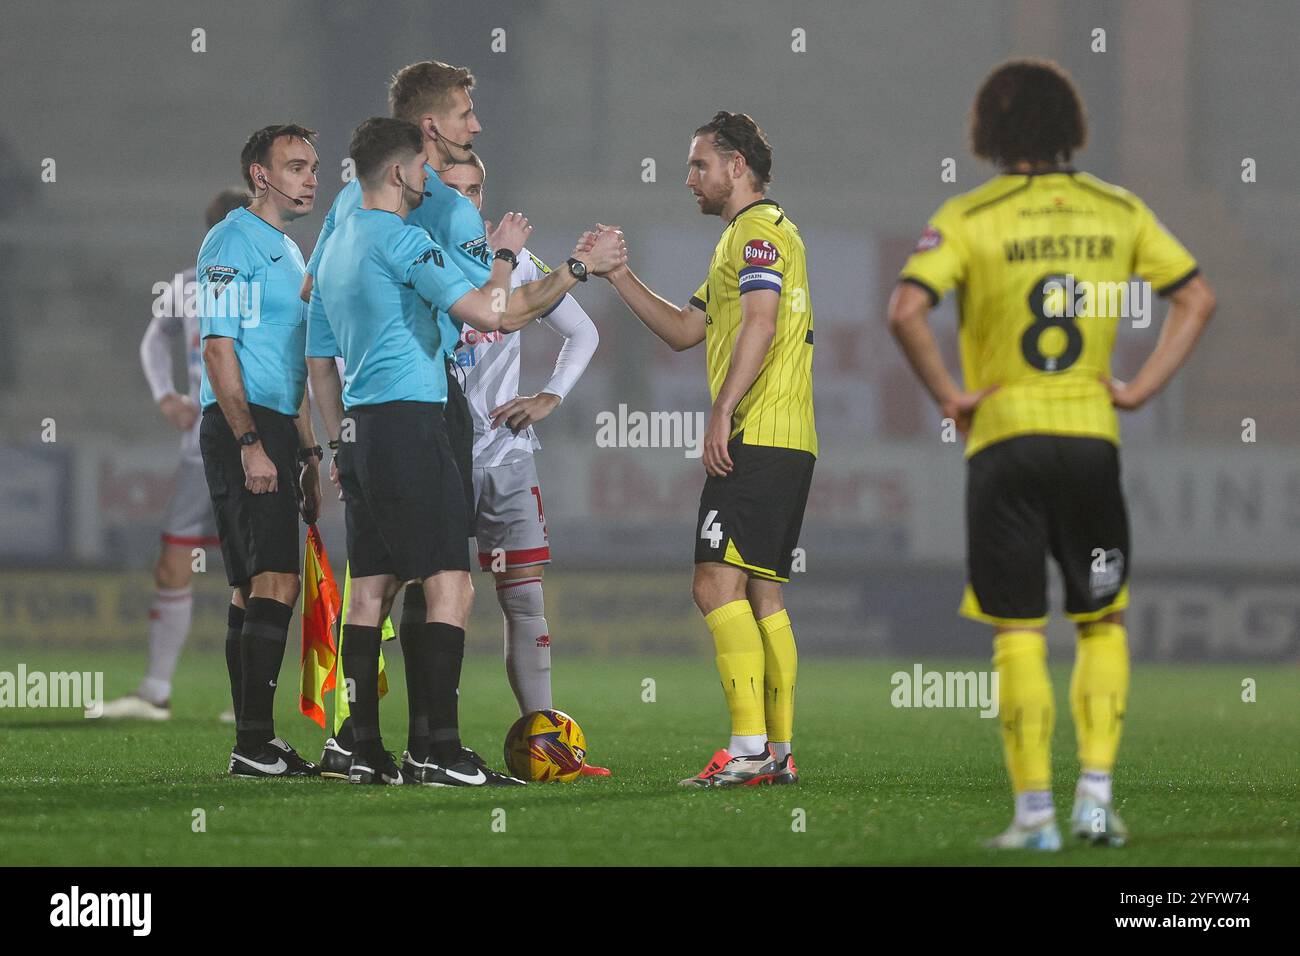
left=236, top=597, right=293, bottom=751
left=359, top=584, right=465, bottom=766
left=341, top=624, right=383, bottom=745
left=427, top=622, right=466, bottom=765
left=400, top=587, right=434, bottom=760
left=224, top=603, right=245, bottom=723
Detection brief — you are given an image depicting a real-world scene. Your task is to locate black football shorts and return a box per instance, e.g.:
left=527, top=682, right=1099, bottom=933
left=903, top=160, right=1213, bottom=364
left=337, top=401, right=470, bottom=581
left=962, top=434, right=1130, bottom=626
left=693, top=435, right=815, bottom=583
left=199, top=403, right=302, bottom=586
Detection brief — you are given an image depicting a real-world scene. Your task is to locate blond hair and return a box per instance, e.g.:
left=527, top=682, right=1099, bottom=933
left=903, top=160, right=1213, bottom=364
left=388, top=60, right=476, bottom=124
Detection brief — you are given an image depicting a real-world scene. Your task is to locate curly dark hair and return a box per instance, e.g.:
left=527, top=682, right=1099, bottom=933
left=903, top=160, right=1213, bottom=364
left=239, top=124, right=317, bottom=191
left=970, top=59, right=1087, bottom=168
left=695, top=111, right=773, bottom=188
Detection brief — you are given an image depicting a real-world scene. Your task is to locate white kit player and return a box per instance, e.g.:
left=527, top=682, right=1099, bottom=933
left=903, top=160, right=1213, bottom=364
left=438, top=154, right=611, bottom=776
left=97, top=189, right=250, bottom=721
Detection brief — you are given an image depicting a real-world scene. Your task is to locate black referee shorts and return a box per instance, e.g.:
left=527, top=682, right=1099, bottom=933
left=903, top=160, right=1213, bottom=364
left=337, top=400, right=470, bottom=581
left=199, top=403, right=302, bottom=586
left=694, top=434, right=815, bottom=583
left=444, top=357, right=476, bottom=532
left=962, top=434, right=1130, bottom=627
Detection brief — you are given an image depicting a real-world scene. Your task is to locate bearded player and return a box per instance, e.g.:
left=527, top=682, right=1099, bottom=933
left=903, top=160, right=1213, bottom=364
left=588, top=112, right=814, bottom=787
left=888, top=59, right=1216, bottom=849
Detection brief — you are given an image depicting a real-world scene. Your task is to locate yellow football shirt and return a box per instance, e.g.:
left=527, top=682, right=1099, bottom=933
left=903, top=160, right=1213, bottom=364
left=899, top=171, right=1198, bottom=457
left=692, top=198, right=817, bottom=456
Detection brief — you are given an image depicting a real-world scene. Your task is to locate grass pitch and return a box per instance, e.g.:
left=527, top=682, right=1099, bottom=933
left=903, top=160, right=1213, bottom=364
left=0, top=648, right=1295, bottom=866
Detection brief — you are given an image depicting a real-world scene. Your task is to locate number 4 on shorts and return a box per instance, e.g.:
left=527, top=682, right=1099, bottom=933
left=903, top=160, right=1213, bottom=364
left=700, top=509, right=723, bottom=549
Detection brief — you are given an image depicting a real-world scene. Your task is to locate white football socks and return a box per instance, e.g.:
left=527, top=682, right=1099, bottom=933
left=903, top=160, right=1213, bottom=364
left=497, top=577, right=552, bottom=714
left=1077, top=769, right=1113, bottom=805
left=138, top=585, right=193, bottom=705
left=1014, top=789, right=1056, bottom=828
left=729, top=734, right=768, bottom=758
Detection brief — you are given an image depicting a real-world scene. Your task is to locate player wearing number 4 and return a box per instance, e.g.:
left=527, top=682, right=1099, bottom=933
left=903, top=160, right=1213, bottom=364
left=888, top=59, right=1216, bottom=849
left=583, top=112, right=815, bottom=788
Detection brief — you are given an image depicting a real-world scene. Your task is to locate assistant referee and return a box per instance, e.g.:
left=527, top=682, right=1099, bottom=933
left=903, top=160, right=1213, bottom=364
left=306, top=117, right=530, bottom=786
left=197, top=123, right=323, bottom=778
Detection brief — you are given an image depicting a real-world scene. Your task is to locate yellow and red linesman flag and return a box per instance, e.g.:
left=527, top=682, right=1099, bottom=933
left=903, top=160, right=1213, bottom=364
left=300, top=525, right=340, bottom=728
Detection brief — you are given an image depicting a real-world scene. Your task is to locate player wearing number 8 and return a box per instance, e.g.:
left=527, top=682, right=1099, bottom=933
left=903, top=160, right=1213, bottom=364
left=888, top=58, right=1216, bottom=850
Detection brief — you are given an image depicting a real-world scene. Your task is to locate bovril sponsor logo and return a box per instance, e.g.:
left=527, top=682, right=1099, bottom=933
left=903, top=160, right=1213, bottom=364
left=913, top=226, right=942, bottom=252
left=460, top=328, right=506, bottom=347
left=49, top=886, right=151, bottom=936
left=743, top=239, right=779, bottom=266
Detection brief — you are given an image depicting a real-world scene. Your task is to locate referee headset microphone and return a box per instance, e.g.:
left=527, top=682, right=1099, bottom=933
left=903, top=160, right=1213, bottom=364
left=257, top=172, right=304, bottom=207
left=386, top=169, right=431, bottom=215
left=427, top=123, right=474, bottom=172
left=396, top=171, right=432, bottom=198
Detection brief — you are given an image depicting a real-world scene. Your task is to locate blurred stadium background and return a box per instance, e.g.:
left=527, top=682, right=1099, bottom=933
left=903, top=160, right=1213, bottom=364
left=1, top=0, right=1297, bottom=668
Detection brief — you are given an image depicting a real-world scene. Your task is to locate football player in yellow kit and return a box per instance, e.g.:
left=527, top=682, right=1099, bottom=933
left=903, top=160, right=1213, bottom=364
left=889, top=59, right=1216, bottom=848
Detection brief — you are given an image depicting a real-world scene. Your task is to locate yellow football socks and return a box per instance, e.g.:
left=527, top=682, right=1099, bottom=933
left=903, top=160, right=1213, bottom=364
left=1070, top=622, right=1129, bottom=774
left=757, top=609, right=797, bottom=747
left=705, top=600, right=767, bottom=738
left=992, top=629, right=1055, bottom=793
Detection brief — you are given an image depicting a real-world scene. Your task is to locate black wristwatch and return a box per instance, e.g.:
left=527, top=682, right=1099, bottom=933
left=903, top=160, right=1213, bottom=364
left=493, top=248, right=517, bottom=266
left=566, top=257, right=589, bottom=282
left=237, top=431, right=260, bottom=447
left=297, top=445, right=323, bottom=464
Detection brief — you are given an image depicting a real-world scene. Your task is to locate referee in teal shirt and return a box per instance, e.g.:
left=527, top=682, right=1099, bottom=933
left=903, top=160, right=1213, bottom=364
left=197, top=123, right=322, bottom=779
left=307, top=117, right=530, bottom=787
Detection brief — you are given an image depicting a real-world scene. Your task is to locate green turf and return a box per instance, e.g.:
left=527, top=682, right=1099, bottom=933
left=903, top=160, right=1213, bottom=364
left=0, top=648, right=1295, bottom=866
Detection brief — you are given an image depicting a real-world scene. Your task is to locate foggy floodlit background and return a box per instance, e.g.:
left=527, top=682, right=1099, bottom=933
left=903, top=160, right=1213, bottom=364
left=1, top=0, right=1296, bottom=663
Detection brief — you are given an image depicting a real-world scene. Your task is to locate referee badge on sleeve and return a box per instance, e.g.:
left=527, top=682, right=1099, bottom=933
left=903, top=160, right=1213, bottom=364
left=202, top=264, right=239, bottom=294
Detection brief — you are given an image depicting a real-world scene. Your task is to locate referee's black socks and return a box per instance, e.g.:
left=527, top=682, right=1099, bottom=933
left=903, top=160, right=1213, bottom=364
left=342, top=624, right=383, bottom=747
left=400, top=586, right=433, bottom=760
left=224, top=603, right=245, bottom=725
left=427, top=623, right=466, bottom=765
left=236, top=597, right=292, bottom=751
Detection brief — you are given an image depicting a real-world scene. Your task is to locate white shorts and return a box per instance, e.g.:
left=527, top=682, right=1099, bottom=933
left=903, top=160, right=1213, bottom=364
left=161, top=456, right=219, bottom=547
left=472, top=456, right=550, bottom=571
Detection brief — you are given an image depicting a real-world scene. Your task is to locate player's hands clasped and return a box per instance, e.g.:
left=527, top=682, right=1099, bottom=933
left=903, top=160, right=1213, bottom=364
left=490, top=392, right=561, bottom=434
left=241, top=442, right=278, bottom=494
left=573, top=224, right=627, bottom=276
left=159, top=392, right=198, bottom=431
left=486, top=211, right=531, bottom=256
